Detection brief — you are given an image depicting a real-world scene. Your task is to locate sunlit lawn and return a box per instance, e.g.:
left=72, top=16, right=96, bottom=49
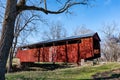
left=6, top=62, right=120, bottom=80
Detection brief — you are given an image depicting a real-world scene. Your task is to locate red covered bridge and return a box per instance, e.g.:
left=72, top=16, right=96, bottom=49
left=16, top=32, right=101, bottom=65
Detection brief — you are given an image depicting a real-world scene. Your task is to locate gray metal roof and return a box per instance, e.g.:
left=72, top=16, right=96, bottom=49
left=19, top=32, right=100, bottom=49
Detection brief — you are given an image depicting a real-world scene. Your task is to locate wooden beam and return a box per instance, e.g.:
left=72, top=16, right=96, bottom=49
left=65, top=41, right=68, bottom=64
left=37, top=48, right=40, bottom=62
left=52, top=42, right=55, bottom=64
left=77, top=40, right=80, bottom=65
left=42, top=44, right=45, bottom=62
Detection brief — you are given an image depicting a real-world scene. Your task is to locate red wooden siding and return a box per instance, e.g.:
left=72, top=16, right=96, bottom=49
left=16, top=49, right=38, bottom=62
left=16, top=33, right=101, bottom=64
left=16, top=43, right=80, bottom=63
left=80, top=37, right=93, bottom=59
left=67, top=43, right=78, bottom=63
left=56, top=45, right=66, bottom=62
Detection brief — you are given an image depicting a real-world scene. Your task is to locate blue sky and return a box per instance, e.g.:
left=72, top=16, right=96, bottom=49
left=52, top=0, right=119, bottom=32
left=0, top=0, right=120, bottom=43
left=28, top=0, right=120, bottom=43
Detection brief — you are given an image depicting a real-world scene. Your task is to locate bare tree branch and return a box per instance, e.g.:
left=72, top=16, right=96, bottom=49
left=42, top=21, right=67, bottom=40
left=73, top=25, right=93, bottom=36
left=17, top=0, right=26, bottom=6
left=17, top=0, right=88, bottom=14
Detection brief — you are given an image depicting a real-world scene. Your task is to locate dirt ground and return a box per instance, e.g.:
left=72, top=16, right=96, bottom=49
left=92, top=68, right=120, bottom=80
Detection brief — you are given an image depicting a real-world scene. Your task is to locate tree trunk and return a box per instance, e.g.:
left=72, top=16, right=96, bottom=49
left=7, top=35, right=18, bottom=72
left=0, top=0, right=17, bottom=80
left=7, top=48, right=14, bottom=72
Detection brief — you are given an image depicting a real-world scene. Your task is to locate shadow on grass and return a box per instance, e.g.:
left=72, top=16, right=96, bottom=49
left=93, top=73, right=120, bottom=80
left=12, top=63, right=75, bottom=72
left=28, top=63, right=72, bottom=70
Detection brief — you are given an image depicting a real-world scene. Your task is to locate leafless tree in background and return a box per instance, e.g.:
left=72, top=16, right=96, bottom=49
left=42, top=21, right=67, bottom=64
left=101, top=22, right=120, bottom=62
left=0, top=0, right=90, bottom=79
left=73, top=24, right=93, bottom=36
left=42, top=21, right=67, bottom=40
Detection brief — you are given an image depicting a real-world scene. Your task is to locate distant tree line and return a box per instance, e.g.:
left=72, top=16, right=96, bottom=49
left=101, top=22, right=120, bottom=62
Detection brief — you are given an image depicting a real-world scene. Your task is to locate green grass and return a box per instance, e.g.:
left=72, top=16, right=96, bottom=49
left=5, top=62, right=120, bottom=80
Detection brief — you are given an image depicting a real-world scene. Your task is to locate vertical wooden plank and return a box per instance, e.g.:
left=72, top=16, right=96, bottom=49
left=42, top=44, right=45, bottom=62
left=77, top=40, right=80, bottom=65
left=53, top=42, right=55, bottom=64
left=38, top=48, right=40, bottom=62
left=65, top=41, right=68, bottom=64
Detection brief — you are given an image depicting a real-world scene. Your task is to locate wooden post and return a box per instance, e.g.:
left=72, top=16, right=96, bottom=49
left=38, top=48, right=40, bottom=62
left=65, top=41, right=68, bottom=65
left=42, top=44, right=45, bottom=62
left=52, top=42, right=55, bottom=64
left=77, top=40, right=80, bottom=65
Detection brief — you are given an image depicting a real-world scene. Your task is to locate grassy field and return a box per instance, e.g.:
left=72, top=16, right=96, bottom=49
left=5, top=62, right=120, bottom=80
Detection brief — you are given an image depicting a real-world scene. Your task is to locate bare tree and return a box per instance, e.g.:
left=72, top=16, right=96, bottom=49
left=0, top=0, right=90, bottom=79
left=73, top=24, right=93, bottom=35
left=7, top=11, right=43, bottom=72
left=42, top=21, right=67, bottom=40
left=101, top=22, right=120, bottom=62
